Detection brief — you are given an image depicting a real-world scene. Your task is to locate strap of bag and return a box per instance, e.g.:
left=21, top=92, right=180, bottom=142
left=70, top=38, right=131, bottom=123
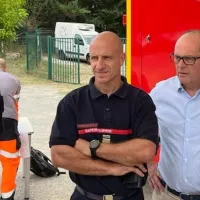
left=31, top=146, right=66, bottom=176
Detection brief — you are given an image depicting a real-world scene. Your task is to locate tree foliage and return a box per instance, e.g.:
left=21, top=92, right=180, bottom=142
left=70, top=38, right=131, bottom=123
left=78, top=0, right=126, bottom=36
left=25, top=0, right=126, bottom=36
left=25, top=0, right=90, bottom=31
left=58, top=0, right=90, bottom=19
left=0, top=0, right=27, bottom=40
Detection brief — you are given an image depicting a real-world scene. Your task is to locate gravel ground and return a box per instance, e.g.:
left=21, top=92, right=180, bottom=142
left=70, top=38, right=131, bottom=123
left=1, top=82, right=152, bottom=200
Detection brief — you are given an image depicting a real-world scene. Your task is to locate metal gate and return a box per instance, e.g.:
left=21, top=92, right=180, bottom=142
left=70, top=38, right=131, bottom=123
left=26, top=30, right=42, bottom=70
left=47, top=36, right=80, bottom=84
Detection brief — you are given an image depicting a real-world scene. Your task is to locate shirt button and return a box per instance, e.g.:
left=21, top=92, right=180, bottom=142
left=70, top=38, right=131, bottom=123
left=185, top=179, right=188, bottom=182
left=185, top=138, right=189, bottom=142
left=184, top=158, right=187, bottom=162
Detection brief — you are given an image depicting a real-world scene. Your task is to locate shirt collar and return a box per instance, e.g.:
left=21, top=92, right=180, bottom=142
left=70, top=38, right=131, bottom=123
left=175, top=76, right=200, bottom=96
left=89, top=76, right=129, bottom=100
left=175, top=76, right=184, bottom=92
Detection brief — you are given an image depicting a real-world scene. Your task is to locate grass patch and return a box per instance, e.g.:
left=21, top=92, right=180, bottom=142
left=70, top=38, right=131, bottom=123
left=5, top=56, right=87, bottom=93
left=7, top=56, right=51, bottom=84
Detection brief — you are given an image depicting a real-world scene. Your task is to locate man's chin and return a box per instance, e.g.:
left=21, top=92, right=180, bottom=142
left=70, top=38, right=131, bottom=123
left=178, top=76, right=189, bottom=83
left=95, top=77, right=109, bottom=83
left=178, top=77, right=190, bottom=86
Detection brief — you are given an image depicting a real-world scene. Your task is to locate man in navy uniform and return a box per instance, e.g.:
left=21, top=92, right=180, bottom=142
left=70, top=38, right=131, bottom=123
left=50, top=31, right=159, bottom=200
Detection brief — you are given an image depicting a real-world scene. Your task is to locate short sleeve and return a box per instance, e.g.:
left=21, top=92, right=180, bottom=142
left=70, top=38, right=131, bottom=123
left=16, top=79, right=21, bottom=95
left=133, top=92, right=159, bottom=146
left=49, top=96, right=78, bottom=147
left=14, top=79, right=21, bottom=100
left=149, top=86, right=159, bottom=106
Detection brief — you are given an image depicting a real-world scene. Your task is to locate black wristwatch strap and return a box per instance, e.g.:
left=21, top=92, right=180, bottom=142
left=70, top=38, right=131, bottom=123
left=91, top=148, right=97, bottom=159
left=90, top=140, right=100, bottom=159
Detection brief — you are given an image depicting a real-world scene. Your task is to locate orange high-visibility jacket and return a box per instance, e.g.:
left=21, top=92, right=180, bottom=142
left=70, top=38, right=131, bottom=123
left=0, top=70, right=21, bottom=199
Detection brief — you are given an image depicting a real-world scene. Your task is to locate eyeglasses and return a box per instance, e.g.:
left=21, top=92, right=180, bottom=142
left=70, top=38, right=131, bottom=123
left=170, top=53, right=200, bottom=65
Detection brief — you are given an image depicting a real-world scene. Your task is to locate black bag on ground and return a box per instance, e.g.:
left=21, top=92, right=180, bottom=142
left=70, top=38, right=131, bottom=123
left=30, top=146, right=66, bottom=177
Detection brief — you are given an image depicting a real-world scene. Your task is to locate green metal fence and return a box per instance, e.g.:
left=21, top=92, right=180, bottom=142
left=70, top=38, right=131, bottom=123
left=47, top=36, right=80, bottom=84
left=121, top=38, right=126, bottom=77
left=26, top=30, right=42, bottom=70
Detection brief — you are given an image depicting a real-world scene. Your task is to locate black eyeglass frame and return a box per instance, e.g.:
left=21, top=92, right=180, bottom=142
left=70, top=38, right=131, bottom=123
left=170, top=53, right=200, bottom=65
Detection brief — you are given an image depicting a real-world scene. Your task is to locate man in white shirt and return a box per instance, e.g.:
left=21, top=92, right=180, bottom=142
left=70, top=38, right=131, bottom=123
left=148, top=30, right=200, bottom=200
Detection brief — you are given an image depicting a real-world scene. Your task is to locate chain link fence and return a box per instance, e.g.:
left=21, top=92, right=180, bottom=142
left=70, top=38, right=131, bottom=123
left=0, top=37, right=26, bottom=59
left=25, top=30, right=42, bottom=70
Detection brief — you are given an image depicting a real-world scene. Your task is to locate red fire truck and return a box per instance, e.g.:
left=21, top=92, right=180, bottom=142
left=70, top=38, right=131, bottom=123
left=125, top=0, right=200, bottom=93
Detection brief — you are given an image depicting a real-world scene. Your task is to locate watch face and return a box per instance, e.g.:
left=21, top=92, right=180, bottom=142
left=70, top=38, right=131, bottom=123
left=90, top=140, right=100, bottom=149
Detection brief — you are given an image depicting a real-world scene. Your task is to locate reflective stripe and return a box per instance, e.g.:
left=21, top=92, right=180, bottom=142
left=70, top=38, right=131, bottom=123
left=14, top=94, right=20, bottom=99
left=2, top=189, right=15, bottom=198
left=78, top=128, right=133, bottom=135
left=0, top=150, right=19, bottom=158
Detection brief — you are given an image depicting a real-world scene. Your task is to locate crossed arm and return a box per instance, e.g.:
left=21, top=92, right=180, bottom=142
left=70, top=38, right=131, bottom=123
left=51, top=138, right=156, bottom=177
left=50, top=93, right=158, bottom=177
left=76, top=138, right=156, bottom=166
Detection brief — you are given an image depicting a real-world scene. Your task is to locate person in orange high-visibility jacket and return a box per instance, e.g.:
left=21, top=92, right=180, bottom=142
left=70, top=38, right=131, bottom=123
left=0, top=91, right=3, bottom=196
left=0, top=58, right=21, bottom=200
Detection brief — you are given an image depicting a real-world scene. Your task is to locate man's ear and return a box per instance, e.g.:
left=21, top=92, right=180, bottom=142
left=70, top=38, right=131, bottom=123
left=120, top=53, right=126, bottom=66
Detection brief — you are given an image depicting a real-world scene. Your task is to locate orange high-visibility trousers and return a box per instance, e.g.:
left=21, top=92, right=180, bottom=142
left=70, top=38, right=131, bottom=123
left=0, top=139, right=20, bottom=199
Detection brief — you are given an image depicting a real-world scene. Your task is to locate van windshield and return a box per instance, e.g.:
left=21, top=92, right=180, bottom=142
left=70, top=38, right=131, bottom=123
left=83, top=35, right=97, bottom=45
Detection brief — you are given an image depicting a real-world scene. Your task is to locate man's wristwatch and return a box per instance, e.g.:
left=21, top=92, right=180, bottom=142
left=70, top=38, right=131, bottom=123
left=89, top=140, right=100, bottom=159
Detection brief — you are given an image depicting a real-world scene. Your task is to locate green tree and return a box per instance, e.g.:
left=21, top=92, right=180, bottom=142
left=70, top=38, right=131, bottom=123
left=0, top=0, right=27, bottom=40
left=25, top=0, right=125, bottom=36
left=79, top=0, right=126, bottom=37
left=25, top=0, right=90, bottom=31
left=58, top=0, right=90, bottom=21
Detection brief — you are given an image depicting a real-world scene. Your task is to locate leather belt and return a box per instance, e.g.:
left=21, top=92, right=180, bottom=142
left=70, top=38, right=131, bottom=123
left=160, top=179, right=200, bottom=200
left=76, top=186, right=126, bottom=200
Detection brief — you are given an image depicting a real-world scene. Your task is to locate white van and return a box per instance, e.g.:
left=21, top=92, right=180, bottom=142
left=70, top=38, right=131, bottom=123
left=55, top=22, right=99, bottom=63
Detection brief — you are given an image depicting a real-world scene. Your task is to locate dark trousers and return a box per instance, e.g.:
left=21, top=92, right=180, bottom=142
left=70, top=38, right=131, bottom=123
left=70, top=187, right=144, bottom=200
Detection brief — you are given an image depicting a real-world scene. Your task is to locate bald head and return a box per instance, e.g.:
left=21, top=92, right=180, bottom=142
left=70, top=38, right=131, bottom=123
left=89, top=31, right=125, bottom=90
left=181, top=29, right=200, bottom=37
left=90, top=31, right=123, bottom=53
left=0, top=58, right=6, bottom=71
left=176, top=30, right=200, bottom=53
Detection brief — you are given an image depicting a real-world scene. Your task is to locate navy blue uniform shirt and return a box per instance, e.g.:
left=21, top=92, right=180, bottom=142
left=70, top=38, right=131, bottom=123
left=50, top=76, right=158, bottom=195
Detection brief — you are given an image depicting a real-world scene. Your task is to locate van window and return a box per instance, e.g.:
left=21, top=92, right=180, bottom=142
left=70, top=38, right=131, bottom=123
left=83, top=35, right=97, bottom=45
left=74, top=34, right=84, bottom=45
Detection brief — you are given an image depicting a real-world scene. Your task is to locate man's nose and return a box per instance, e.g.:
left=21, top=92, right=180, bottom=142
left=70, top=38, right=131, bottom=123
left=96, top=58, right=104, bottom=68
left=177, top=59, right=186, bottom=67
